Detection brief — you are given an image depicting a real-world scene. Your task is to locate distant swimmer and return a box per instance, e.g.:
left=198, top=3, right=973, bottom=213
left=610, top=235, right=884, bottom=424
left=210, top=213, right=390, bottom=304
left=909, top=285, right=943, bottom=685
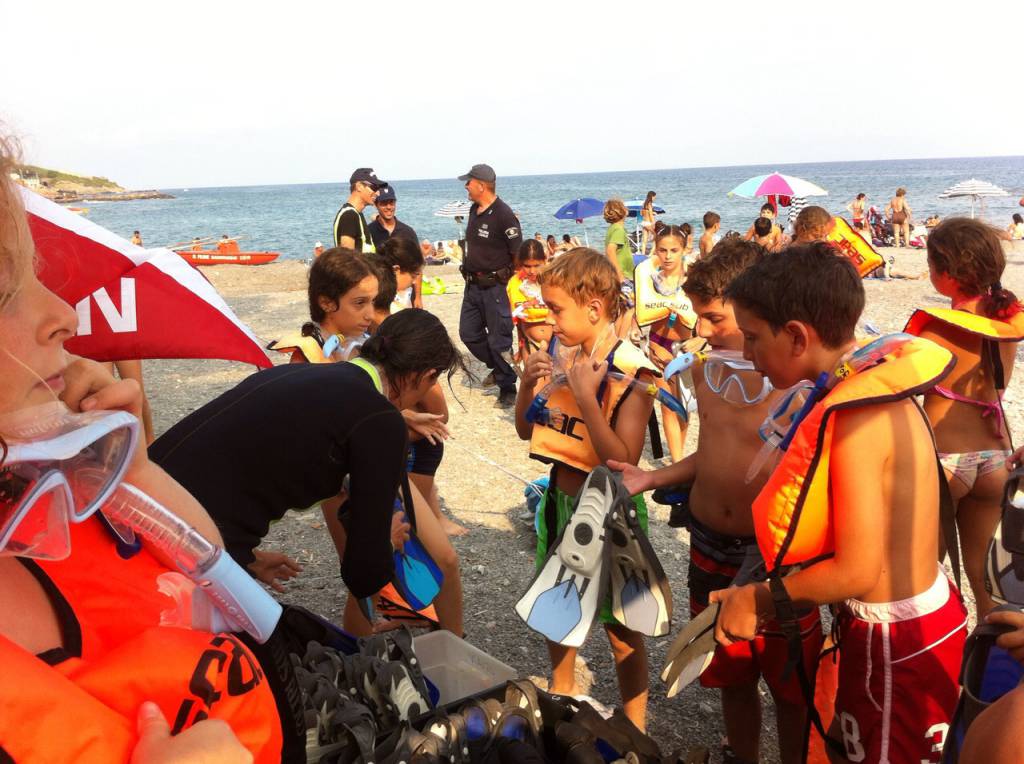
left=130, top=230, right=143, bottom=246
left=313, top=240, right=324, bottom=258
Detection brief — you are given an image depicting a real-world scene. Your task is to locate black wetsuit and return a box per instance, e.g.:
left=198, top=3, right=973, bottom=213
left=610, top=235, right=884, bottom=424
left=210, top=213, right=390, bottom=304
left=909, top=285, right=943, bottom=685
left=149, top=362, right=407, bottom=598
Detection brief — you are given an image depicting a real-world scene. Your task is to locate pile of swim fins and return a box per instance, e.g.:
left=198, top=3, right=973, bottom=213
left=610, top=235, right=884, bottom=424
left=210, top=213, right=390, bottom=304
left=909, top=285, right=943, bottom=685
left=515, top=466, right=673, bottom=647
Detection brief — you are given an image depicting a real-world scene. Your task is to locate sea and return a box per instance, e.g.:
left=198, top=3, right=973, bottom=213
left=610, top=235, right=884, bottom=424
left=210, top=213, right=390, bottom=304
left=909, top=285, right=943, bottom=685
left=81, top=156, right=1024, bottom=262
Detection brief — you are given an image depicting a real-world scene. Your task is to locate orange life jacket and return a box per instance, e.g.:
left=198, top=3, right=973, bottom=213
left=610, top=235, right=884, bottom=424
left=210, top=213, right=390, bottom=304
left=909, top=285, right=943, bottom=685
left=751, top=337, right=954, bottom=570
left=826, top=217, right=884, bottom=277
left=507, top=273, right=549, bottom=324
left=0, top=518, right=283, bottom=763
left=904, top=307, right=1024, bottom=343
left=266, top=330, right=332, bottom=364
left=632, top=257, right=696, bottom=329
left=530, top=339, right=658, bottom=473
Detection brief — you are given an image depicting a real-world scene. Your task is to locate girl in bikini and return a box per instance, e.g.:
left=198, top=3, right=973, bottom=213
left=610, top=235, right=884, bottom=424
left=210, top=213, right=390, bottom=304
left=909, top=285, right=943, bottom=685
left=640, top=190, right=657, bottom=256
left=633, top=225, right=698, bottom=461
left=907, top=218, right=1024, bottom=616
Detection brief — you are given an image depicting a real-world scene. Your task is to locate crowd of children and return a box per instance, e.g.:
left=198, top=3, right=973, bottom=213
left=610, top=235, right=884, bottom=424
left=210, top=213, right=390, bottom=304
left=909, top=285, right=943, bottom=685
left=505, top=202, right=1024, bottom=763
left=7, top=106, right=1024, bottom=762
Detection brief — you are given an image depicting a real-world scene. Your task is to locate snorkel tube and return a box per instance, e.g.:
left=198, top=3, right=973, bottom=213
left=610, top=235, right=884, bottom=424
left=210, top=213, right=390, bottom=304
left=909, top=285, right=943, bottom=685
left=104, top=484, right=283, bottom=643
left=524, top=339, right=690, bottom=425
left=744, top=332, right=917, bottom=483
left=322, top=333, right=369, bottom=362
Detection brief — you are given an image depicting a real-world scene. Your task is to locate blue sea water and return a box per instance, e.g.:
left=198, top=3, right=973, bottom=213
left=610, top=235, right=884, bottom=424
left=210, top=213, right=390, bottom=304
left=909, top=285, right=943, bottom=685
left=82, top=156, right=1024, bottom=262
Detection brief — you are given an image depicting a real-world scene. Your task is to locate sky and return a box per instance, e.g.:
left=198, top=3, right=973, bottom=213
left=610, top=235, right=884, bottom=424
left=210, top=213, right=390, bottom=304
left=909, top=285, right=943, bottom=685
left=4, top=0, right=1022, bottom=189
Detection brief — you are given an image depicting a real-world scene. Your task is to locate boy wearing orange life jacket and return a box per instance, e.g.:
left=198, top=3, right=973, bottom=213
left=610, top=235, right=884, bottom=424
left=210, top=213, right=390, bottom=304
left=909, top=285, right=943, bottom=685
left=904, top=218, right=1024, bottom=618
left=514, top=247, right=657, bottom=731
left=712, top=243, right=967, bottom=764
left=507, top=239, right=553, bottom=365
left=614, top=238, right=819, bottom=764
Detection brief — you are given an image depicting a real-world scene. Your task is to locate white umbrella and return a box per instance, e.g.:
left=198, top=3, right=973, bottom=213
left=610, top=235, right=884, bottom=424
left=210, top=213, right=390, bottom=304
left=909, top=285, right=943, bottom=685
left=939, top=178, right=1009, bottom=219
left=434, top=200, right=473, bottom=239
left=434, top=201, right=473, bottom=218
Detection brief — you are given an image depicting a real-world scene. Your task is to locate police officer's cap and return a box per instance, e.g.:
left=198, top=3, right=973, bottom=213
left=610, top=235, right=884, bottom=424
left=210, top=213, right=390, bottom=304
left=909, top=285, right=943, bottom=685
left=350, top=168, right=387, bottom=189
left=458, top=164, right=496, bottom=183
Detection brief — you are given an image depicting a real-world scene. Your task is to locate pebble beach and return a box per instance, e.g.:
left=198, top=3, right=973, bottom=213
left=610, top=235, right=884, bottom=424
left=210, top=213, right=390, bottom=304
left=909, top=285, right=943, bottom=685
left=142, top=241, right=1024, bottom=758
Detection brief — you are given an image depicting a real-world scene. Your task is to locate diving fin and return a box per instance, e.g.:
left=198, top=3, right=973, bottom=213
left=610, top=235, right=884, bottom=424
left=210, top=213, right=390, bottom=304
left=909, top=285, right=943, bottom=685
left=390, top=486, right=444, bottom=612
left=392, top=533, right=443, bottom=611
left=660, top=602, right=719, bottom=698
left=515, top=466, right=617, bottom=647
left=606, top=485, right=673, bottom=637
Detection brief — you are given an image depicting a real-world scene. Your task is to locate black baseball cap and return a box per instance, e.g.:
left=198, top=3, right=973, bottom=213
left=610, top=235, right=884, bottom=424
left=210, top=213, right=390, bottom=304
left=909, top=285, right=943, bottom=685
left=376, top=185, right=396, bottom=202
left=458, top=164, right=496, bottom=183
left=350, top=168, right=386, bottom=189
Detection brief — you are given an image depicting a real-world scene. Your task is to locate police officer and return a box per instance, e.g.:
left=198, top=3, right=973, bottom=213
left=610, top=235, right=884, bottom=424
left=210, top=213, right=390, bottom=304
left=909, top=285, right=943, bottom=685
left=333, top=168, right=386, bottom=253
left=457, top=164, right=522, bottom=408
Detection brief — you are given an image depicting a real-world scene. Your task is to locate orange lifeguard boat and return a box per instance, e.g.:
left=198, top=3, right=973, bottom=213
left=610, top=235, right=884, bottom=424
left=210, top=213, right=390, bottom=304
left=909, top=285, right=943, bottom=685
left=174, top=237, right=280, bottom=266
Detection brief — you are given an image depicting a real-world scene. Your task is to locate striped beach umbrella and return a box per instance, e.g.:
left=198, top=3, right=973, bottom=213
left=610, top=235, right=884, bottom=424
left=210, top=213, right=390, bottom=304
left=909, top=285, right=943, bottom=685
left=939, top=178, right=1009, bottom=218
left=728, top=172, right=828, bottom=199
left=434, top=201, right=473, bottom=218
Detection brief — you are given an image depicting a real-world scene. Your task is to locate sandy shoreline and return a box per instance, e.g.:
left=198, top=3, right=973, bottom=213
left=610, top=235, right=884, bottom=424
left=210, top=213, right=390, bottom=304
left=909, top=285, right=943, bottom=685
left=141, top=243, right=1024, bottom=757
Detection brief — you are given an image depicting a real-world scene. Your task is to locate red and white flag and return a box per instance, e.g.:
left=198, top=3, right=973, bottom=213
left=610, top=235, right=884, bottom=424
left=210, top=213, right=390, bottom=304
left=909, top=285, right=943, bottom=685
left=23, top=187, right=271, bottom=368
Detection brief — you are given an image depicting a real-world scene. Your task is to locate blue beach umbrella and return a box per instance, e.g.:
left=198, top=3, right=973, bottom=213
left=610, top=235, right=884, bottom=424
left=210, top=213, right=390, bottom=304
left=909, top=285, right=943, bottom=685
left=553, top=197, right=604, bottom=245
left=553, top=197, right=605, bottom=220
left=624, top=200, right=666, bottom=218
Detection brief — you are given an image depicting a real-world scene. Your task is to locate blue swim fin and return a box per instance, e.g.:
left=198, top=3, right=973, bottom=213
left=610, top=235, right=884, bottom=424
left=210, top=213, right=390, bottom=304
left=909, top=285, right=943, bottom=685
left=392, top=533, right=443, bottom=611
left=523, top=578, right=584, bottom=644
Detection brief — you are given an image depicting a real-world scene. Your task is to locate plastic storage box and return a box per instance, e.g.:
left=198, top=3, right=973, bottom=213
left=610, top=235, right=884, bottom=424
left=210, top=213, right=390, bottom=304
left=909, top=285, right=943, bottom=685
left=413, top=630, right=517, bottom=705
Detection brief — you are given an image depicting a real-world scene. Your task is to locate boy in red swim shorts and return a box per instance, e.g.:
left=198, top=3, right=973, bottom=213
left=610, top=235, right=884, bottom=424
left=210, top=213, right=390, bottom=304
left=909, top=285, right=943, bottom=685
left=614, top=238, right=820, bottom=764
left=713, top=242, right=967, bottom=764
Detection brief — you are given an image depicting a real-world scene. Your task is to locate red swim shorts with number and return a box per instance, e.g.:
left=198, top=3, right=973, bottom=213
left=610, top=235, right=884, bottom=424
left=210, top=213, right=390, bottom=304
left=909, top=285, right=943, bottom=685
left=829, top=569, right=967, bottom=764
left=687, top=512, right=822, bottom=704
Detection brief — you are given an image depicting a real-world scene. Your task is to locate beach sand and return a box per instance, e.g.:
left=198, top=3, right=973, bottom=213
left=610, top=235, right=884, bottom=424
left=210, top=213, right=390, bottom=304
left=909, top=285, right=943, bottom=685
left=142, top=242, right=1024, bottom=759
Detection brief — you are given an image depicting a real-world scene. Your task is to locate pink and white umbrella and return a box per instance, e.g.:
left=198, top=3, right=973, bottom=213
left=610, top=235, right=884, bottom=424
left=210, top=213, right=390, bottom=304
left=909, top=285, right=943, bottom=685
left=728, top=172, right=828, bottom=199
left=23, top=187, right=271, bottom=367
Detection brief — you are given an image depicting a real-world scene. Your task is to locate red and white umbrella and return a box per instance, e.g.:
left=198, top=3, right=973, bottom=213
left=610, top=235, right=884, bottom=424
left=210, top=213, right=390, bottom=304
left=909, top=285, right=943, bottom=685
left=23, top=187, right=271, bottom=367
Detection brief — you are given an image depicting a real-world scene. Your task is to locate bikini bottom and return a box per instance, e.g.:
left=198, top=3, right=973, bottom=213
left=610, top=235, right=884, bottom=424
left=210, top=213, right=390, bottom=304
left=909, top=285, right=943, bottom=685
left=938, top=449, right=1010, bottom=490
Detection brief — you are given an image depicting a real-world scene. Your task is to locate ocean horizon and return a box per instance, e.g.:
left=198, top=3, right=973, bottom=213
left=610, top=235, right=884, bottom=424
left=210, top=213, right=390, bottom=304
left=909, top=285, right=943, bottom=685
left=82, top=155, right=1024, bottom=261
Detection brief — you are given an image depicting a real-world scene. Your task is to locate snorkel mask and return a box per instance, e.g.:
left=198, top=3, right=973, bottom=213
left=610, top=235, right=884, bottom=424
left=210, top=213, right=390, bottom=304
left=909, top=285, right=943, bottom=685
left=665, top=349, right=773, bottom=407
left=744, top=333, right=916, bottom=483
left=0, top=403, right=139, bottom=559
left=525, top=338, right=691, bottom=426
left=0, top=403, right=282, bottom=642
left=322, top=333, right=369, bottom=362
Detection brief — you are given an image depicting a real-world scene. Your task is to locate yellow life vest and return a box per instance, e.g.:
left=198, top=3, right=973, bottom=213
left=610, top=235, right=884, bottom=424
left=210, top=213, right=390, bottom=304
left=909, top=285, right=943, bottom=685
left=507, top=273, right=549, bottom=323
left=904, top=307, right=1024, bottom=343
left=529, top=339, right=659, bottom=473
left=265, top=331, right=333, bottom=364
left=632, top=257, right=696, bottom=329
left=826, top=217, right=884, bottom=277
left=752, top=336, right=954, bottom=570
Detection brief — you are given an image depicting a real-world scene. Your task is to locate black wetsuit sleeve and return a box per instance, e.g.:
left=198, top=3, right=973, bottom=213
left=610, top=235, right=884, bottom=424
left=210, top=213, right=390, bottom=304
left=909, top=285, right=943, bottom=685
left=340, top=408, right=409, bottom=598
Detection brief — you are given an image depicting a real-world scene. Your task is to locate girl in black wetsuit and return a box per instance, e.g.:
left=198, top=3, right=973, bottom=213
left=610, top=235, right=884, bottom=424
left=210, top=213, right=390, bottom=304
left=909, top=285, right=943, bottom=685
left=149, top=309, right=464, bottom=624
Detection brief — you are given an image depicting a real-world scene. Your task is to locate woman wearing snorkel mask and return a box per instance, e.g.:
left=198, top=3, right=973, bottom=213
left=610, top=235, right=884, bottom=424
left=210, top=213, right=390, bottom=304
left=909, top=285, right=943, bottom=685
left=0, top=135, right=270, bottom=761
